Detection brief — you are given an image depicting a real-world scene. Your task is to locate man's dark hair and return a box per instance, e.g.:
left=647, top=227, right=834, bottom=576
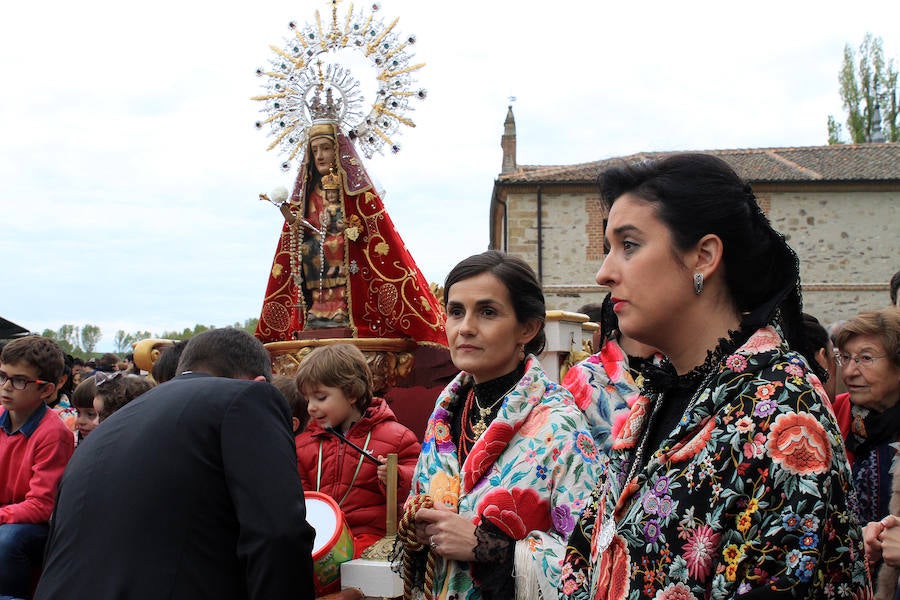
left=578, top=303, right=604, bottom=324
left=891, top=269, right=900, bottom=305
left=151, top=340, right=189, bottom=385
left=95, top=353, right=120, bottom=373
left=176, top=328, right=272, bottom=381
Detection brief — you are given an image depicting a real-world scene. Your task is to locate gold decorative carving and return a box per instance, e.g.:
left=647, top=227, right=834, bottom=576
left=132, top=338, right=177, bottom=372
left=266, top=338, right=416, bottom=394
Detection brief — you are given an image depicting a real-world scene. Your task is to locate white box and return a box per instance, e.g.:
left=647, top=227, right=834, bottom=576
left=341, top=559, right=404, bottom=598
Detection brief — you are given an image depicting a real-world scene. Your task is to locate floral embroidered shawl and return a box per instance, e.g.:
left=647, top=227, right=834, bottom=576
left=560, top=326, right=873, bottom=600
left=408, top=356, right=601, bottom=600
left=562, top=338, right=661, bottom=453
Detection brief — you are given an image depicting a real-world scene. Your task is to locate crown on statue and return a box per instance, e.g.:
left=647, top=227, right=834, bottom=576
left=307, top=86, right=341, bottom=142
left=321, top=168, right=340, bottom=191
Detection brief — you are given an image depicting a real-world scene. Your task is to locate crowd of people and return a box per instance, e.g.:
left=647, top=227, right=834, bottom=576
left=0, top=152, right=898, bottom=599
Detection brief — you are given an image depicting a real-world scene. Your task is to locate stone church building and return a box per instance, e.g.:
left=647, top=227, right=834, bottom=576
left=490, top=107, right=900, bottom=326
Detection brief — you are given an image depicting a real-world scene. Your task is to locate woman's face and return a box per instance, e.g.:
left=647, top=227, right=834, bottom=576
left=840, top=334, right=900, bottom=411
left=445, top=272, right=537, bottom=384
left=310, top=137, right=336, bottom=176
left=595, top=194, right=693, bottom=352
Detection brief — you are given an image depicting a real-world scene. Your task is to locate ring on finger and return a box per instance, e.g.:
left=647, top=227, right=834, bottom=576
left=430, top=534, right=436, bottom=548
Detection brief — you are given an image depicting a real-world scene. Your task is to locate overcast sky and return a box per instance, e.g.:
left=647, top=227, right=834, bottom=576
left=2, top=0, right=897, bottom=351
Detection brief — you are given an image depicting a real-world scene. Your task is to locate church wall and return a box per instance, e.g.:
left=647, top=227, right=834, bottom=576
left=502, top=186, right=898, bottom=326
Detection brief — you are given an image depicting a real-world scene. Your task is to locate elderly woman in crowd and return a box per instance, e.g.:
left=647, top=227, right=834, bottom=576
left=394, top=250, right=600, bottom=600
left=834, top=307, right=900, bottom=599
left=832, top=307, right=900, bottom=522
left=560, top=153, right=871, bottom=598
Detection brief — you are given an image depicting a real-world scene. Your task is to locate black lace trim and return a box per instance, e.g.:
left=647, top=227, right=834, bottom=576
left=471, top=518, right=515, bottom=600
left=640, top=328, right=748, bottom=396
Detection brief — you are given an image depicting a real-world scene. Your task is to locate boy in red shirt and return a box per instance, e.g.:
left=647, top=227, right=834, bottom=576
left=0, top=336, right=75, bottom=598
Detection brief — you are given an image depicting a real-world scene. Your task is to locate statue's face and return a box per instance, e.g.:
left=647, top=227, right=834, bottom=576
left=310, top=137, right=336, bottom=176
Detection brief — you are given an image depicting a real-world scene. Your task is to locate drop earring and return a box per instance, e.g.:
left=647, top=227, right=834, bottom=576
left=693, top=272, right=704, bottom=295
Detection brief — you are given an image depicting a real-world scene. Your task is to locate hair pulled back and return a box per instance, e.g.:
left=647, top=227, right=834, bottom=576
left=444, top=250, right=546, bottom=356
left=598, top=153, right=805, bottom=352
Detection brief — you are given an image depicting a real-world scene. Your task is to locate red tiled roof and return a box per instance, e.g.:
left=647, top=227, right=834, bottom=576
left=497, top=144, right=900, bottom=184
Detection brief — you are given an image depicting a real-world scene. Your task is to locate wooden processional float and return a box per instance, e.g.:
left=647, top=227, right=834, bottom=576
left=131, top=1, right=603, bottom=595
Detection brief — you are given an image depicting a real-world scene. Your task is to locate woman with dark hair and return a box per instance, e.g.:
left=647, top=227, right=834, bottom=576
left=797, top=312, right=838, bottom=403
left=394, top=250, right=600, bottom=600
left=560, top=154, right=870, bottom=598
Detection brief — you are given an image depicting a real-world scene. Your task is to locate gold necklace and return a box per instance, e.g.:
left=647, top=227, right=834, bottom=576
left=469, top=383, right=515, bottom=437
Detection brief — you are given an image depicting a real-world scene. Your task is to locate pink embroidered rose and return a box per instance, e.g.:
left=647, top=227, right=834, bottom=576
left=654, top=582, right=698, bottom=599
left=740, top=326, right=781, bottom=354
left=766, top=412, right=832, bottom=476
left=562, top=366, right=594, bottom=411
left=518, top=405, right=551, bottom=438
left=743, top=432, right=767, bottom=459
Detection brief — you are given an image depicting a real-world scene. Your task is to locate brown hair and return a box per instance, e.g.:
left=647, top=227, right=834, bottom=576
left=95, top=374, right=155, bottom=421
left=272, top=374, right=309, bottom=434
left=1, top=336, right=65, bottom=382
left=294, top=344, right=373, bottom=411
left=72, top=375, right=97, bottom=409
left=835, top=307, right=900, bottom=368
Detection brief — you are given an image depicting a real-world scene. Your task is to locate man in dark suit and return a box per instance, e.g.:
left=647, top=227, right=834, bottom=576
left=35, top=328, right=316, bottom=599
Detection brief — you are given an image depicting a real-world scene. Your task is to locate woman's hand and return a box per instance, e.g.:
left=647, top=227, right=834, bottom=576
left=864, top=520, right=886, bottom=565
left=864, top=515, right=900, bottom=567
left=415, top=501, right=477, bottom=562
left=882, top=516, right=900, bottom=568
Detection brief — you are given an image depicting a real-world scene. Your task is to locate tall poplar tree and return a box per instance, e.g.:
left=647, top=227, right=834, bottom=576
left=827, top=33, right=899, bottom=143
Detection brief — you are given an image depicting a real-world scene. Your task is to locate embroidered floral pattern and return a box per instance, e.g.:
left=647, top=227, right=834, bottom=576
left=561, top=327, right=872, bottom=599
left=562, top=339, right=661, bottom=452
left=409, top=356, right=599, bottom=600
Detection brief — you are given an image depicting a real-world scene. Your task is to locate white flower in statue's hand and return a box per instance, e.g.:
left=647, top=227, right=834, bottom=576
left=270, top=186, right=289, bottom=204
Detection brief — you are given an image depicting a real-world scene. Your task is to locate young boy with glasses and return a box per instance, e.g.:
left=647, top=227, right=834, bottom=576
left=0, top=336, right=75, bottom=598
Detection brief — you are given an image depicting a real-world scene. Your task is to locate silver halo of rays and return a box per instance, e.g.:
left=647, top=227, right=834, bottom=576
left=253, top=1, right=427, bottom=169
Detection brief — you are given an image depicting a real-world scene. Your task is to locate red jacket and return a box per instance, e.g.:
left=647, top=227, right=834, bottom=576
left=0, top=403, right=75, bottom=524
left=832, top=392, right=854, bottom=462
left=295, top=397, right=420, bottom=543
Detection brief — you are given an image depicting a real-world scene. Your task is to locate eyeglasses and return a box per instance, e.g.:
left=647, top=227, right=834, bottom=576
left=835, top=352, right=885, bottom=368
left=0, top=373, right=53, bottom=390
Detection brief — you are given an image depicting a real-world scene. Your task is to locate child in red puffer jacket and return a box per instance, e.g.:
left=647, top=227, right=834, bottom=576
left=294, top=344, right=420, bottom=556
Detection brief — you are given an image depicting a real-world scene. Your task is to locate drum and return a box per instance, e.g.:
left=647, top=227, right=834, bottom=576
left=305, top=491, right=355, bottom=595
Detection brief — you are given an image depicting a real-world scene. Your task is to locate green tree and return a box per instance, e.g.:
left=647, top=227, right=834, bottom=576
left=41, top=328, right=74, bottom=355
left=113, top=330, right=136, bottom=354
left=80, top=324, right=102, bottom=353
left=239, top=318, right=259, bottom=334
left=828, top=33, right=899, bottom=143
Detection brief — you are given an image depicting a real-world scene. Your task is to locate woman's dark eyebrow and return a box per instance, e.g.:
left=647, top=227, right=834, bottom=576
left=446, top=299, right=500, bottom=308
left=611, top=224, right=640, bottom=237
